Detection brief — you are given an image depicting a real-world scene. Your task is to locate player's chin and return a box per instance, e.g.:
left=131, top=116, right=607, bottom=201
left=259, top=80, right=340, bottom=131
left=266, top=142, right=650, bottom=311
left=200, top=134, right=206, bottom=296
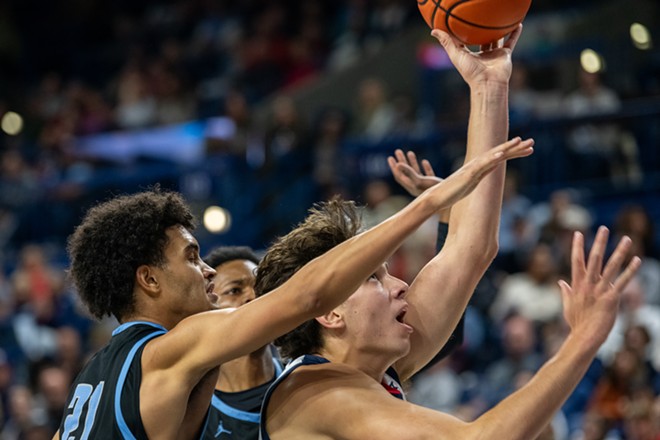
left=393, top=340, right=412, bottom=360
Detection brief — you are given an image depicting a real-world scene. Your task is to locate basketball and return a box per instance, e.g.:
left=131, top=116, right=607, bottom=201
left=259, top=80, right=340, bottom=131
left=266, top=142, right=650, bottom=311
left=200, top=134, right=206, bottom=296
left=418, top=0, right=532, bottom=46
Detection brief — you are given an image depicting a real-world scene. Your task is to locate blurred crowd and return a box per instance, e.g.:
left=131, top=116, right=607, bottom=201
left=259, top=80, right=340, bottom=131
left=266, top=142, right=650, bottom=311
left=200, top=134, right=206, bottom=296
left=1, top=0, right=660, bottom=439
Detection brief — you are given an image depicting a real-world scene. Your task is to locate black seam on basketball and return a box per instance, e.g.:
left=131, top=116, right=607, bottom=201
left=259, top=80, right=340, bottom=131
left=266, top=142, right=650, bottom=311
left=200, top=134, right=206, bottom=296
left=431, top=0, right=441, bottom=31
left=447, top=0, right=521, bottom=30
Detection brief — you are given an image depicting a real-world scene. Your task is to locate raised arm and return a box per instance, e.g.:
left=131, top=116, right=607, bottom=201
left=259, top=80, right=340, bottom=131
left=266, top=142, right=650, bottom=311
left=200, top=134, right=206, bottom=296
left=394, top=26, right=527, bottom=379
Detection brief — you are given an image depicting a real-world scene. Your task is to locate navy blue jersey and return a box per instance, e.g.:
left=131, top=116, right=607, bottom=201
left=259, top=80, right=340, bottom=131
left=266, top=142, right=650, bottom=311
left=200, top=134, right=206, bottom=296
left=204, top=356, right=282, bottom=439
left=57, top=321, right=174, bottom=439
left=258, top=355, right=405, bottom=440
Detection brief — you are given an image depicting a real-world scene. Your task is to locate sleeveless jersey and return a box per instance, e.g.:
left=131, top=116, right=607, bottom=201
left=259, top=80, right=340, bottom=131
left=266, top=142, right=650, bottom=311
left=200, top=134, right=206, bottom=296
left=204, top=356, right=283, bottom=439
left=258, top=355, right=405, bottom=440
left=57, top=321, right=173, bottom=439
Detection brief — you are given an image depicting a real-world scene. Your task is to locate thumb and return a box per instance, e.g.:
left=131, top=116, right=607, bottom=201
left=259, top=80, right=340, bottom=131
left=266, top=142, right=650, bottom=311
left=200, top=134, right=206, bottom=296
left=431, top=29, right=450, bottom=46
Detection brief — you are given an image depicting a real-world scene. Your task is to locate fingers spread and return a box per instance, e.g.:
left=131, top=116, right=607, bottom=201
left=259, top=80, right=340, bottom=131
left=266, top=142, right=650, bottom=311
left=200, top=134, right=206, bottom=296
left=601, top=236, right=632, bottom=284
left=571, top=231, right=586, bottom=279
left=421, top=159, right=435, bottom=177
left=613, top=256, right=642, bottom=292
left=406, top=151, right=421, bottom=172
left=586, top=226, right=609, bottom=283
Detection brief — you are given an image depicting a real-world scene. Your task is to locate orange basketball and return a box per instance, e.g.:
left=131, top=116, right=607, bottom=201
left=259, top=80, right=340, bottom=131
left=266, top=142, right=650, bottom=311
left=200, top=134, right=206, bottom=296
left=417, top=0, right=532, bottom=45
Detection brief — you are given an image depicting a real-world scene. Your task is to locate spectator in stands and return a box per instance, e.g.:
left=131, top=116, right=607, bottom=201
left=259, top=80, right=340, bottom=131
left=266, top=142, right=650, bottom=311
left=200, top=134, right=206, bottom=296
left=0, top=385, right=39, bottom=438
left=10, top=245, right=62, bottom=309
left=598, top=275, right=660, bottom=371
left=148, top=60, right=196, bottom=126
left=0, top=349, right=11, bottom=430
left=352, top=77, right=396, bottom=141
left=480, top=314, right=545, bottom=408
left=310, top=106, right=350, bottom=200
left=587, top=347, right=652, bottom=434
left=528, top=189, right=593, bottom=277
left=563, top=69, right=641, bottom=183
left=408, top=356, right=463, bottom=414
left=509, top=63, right=542, bottom=124
left=262, top=95, right=309, bottom=172
left=0, top=150, right=41, bottom=213
left=114, top=65, right=157, bottom=129
left=490, top=243, right=563, bottom=324
left=613, top=204, right=660, bottom=306
left=33, top=362, right=71, bottom=434
left=496, top=170, right=534, bottom=273
left=572, top=411, right=612, bottom=440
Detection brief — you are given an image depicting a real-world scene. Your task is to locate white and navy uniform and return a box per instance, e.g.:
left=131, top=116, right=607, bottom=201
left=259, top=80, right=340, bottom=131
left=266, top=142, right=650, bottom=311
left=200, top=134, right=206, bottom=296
left=204, top=356, right=283, bottom=439
left=258, top=354, right=405, bottom=440
left=58, top=321, right=211, bottom=439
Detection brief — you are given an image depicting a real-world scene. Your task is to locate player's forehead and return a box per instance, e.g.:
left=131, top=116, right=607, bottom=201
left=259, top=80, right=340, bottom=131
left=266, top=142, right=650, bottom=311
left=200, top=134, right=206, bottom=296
left=165, top=225, right=199, bottom=254
left=215, top=260, right=257, bottom=282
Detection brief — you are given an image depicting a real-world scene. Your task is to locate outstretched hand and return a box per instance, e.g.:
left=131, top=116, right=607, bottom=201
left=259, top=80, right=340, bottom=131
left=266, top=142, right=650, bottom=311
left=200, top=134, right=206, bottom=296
left=387, top=149, right=441, bottom=197
left=426, top=136, right=533, bottom=211
left=559, top=227, right=642, bottom=347
left=431, top=24, right=523, bottom=87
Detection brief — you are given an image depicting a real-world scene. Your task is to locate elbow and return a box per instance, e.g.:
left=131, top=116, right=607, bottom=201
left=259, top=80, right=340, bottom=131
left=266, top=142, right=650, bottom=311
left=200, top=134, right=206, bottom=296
left=472, top=239, right=498, bottom=269
left=484, top=239, right=499, bottom=263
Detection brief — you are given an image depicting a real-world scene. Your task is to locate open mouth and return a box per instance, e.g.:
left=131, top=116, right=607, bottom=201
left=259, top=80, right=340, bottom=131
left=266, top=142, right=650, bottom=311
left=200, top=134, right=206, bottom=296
left=395, top=307, right=413, bottom=334
left=206, top=283, right=218, bottom=302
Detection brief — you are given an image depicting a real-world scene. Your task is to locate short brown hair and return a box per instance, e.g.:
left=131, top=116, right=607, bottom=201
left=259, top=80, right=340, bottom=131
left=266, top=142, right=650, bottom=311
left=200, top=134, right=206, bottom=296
left=255, top=198, right=362, bottom=359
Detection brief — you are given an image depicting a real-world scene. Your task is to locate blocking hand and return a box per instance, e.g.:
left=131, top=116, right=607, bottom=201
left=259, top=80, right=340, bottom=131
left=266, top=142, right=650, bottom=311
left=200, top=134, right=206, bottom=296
left=388, top=149, right=442, bottom=197
left=559, top=227, right=642, bottom=347
left=426, top=137, right=533, bottom=211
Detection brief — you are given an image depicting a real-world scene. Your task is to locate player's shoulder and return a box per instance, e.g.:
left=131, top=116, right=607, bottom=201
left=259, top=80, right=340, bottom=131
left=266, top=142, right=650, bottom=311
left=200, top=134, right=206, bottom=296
left=276, top=362, right=385, bottom=402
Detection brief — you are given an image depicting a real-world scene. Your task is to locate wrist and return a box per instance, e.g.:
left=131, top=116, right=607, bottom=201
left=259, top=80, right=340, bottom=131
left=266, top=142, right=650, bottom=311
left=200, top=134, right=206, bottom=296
left=469, top=81, right=509, bottom=98
left=563, top=331, right=601, bottom=360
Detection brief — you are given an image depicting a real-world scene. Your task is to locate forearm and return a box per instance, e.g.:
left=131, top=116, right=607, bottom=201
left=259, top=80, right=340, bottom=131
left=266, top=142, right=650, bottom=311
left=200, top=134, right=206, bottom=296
left=471, top=333, right=598, bottom=440
left=448, top=83, right=509, bottom=260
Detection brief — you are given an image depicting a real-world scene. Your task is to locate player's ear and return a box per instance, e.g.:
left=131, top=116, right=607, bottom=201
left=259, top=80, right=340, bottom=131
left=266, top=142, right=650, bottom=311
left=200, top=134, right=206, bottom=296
left=315, top=309, right=344, bottom=330
left=135, top=265, right=160, bottom=296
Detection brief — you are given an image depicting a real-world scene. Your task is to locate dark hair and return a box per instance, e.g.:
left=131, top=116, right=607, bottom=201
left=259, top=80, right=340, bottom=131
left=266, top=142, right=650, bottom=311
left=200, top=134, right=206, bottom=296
left=67, top=189, right=195, bottom=321
left=255, top=198, right=362, bottom=359
left=203, top=246, right=260, bottom=269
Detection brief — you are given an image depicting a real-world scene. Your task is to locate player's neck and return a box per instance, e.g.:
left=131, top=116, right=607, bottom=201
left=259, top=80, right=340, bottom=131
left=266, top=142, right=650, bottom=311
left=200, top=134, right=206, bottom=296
left=317, top=346, right=391, bottom=383
left=119, top=313, right=172, bottom=330
left=216, top=345, right=274, bottom=392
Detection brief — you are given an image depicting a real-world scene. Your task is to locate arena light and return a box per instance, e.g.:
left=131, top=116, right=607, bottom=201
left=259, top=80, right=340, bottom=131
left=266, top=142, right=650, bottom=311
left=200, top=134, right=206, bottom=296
left=630, top=23, right=652, bottom=50
left=203, top=205, right=232, bottom=234
left=1, top=111, right=24, bottom=135
left=580, top=49, right=604, bottom=74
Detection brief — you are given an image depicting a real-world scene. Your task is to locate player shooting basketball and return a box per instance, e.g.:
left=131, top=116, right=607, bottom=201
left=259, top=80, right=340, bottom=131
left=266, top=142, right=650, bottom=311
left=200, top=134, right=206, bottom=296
left=255, top=26, right=641, bottom=440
